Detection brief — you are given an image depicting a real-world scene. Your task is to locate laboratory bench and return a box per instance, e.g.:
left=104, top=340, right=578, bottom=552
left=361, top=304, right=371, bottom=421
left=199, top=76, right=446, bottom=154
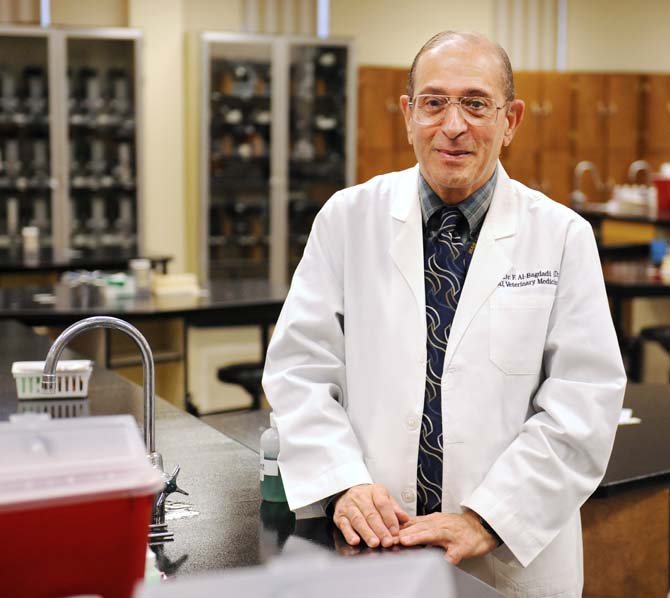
left=3, top=319, right=670, bottom=597
left=0, top=278, right=287, bottom=408
left=0, top=319, right=501, bottom=597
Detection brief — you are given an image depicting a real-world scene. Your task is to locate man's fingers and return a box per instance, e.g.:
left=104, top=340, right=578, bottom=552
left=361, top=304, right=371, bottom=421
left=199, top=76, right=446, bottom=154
left=333, top=514, right=361, bottom=547
left=399, top=522, right=448, bottom=546
left=444, top=543, right=463, bottom=565
left=371, top=486, right=401, bottom=539
left=390, top=495, right=411, bottom=525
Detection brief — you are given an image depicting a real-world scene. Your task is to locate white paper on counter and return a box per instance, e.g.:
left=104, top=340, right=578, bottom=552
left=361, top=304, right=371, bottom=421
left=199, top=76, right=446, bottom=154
left=618, top=408, right=641, bottom=426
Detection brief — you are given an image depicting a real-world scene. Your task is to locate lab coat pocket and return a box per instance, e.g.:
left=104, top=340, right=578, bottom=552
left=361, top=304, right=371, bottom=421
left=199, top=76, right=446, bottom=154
left=489, top=294, right=554, bottom=375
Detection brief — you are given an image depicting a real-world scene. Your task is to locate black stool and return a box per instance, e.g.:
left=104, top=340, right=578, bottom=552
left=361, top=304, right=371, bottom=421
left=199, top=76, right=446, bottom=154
left=217, top=362, right=265, bottom=410
left=629, top=326, right=670, bottom=382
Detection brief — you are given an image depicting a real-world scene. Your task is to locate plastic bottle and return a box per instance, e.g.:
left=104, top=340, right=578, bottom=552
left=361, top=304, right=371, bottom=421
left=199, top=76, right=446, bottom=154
left=260, top=412, right=287, bottom=502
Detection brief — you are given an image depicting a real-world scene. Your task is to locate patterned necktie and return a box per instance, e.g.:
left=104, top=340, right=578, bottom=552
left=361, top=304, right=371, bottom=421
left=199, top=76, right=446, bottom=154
left=417, top=206, right=469, bottom=515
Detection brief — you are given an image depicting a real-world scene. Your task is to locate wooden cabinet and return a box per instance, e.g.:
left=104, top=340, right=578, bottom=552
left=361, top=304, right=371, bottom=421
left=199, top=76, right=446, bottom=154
left=357, top=66, right=415, bottom=184
left=573, top=74, right=642, bottom=201
left=641, top=74, right=670, bottom=169
left=357, top=69, right=660, bottom=208
left=502, top=72, right=573, bottom=203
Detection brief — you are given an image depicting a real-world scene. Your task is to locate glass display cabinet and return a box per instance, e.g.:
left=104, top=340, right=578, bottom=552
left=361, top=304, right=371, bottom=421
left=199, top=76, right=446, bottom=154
left=200, top=33, right=355, bottom=286
left=0, top=26, right=143, bottom=262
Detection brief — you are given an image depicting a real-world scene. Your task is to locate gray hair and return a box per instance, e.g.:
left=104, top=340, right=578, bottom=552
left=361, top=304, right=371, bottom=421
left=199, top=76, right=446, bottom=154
left=406, top=31, right=515, bottom=103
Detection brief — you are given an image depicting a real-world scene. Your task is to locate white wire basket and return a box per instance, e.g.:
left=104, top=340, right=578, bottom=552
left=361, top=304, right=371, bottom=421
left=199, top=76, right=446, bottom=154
left=11, top=360, right=93, bottom=399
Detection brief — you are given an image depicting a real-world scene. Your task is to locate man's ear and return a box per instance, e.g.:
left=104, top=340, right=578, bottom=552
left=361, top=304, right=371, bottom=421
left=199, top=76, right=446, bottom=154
left=399, top=94, right=414, bottom=145
left=502, top=99, right=525, bottom=147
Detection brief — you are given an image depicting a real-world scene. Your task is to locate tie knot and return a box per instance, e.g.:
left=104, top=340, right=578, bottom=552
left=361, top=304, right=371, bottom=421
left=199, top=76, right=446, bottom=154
left=438, top=207, right=463, bottom=233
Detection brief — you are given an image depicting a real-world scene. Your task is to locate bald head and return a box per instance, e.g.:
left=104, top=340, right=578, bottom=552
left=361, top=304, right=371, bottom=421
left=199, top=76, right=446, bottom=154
left=406, top=31, right=515, bottom=103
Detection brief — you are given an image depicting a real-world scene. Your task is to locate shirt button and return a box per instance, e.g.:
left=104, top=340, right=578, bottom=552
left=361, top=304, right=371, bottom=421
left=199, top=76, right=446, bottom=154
left=401, top=488, right=416, bottom=504
left=406, top=415, right=420, bottom=431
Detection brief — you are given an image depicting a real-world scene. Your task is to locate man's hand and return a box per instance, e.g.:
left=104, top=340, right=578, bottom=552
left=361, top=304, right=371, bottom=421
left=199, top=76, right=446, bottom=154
left=333, top=483, right=410, bottom=548
left=399, top=509, right=499, bottom=564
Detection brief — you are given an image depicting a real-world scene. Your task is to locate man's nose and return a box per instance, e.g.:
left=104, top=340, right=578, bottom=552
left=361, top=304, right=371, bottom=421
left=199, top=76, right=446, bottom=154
left=440, top=103, right=468, bottom=138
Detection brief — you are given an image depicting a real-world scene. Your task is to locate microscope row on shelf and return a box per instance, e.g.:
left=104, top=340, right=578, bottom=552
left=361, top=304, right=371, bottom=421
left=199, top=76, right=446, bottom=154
left=0, top=138, right=135, bottom=191
left=0, top=66, right=135, bottom=129
left=70, top=67, right=135, bottom=128
left=70, top=140, right=135, bottom=190
left=0, top=194, right=136, bottom=246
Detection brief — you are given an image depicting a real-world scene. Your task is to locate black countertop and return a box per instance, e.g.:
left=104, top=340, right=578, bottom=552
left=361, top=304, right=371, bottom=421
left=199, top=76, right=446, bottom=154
left=0, top=320, right=501, bottom=597
left=575, top=203, right=670, bottom=226
left=0, top=279, right=287, bottom=327
left=0, top=248, right=172, bottom=274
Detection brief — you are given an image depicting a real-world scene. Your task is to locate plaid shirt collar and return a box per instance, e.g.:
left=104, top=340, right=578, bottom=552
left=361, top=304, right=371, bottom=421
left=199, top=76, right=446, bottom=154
left=419, top=169, right=497, bottom=242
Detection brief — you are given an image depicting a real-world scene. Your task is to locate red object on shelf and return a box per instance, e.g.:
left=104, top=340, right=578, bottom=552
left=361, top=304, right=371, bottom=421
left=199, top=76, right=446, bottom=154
left=653, top=175, right=670, bottom=212
left=0, top=415, right=163, bottom=598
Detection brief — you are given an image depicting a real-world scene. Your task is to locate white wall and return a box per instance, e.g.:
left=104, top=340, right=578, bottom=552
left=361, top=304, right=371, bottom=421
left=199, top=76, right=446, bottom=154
left=330, top=0, right=495, bottom=67
left=566, top=0, right=670, bottom=71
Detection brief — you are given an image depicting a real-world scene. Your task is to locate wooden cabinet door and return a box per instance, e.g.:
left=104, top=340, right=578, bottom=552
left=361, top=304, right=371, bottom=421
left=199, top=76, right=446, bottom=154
left=644, top=74, right=670, bottom=152
left=512, top=71, right=542, bottom=152
left=541, top=72, right=572, bottom=151
left=539, top=149, right=573, bottom=205
left=606, top=74, right=641, bottom=153
left=573, top=74, right=606, bottom=153
left=607, top=148, right=638, bottom=188
left=392, top=68, right=416, bottom=172
left=357, top=67, right=398, bottom=182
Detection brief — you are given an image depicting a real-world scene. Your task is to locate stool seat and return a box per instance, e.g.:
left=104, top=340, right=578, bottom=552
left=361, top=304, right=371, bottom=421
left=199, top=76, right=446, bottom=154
left=640, top=326, right=670, bottom=353
left=217, top=362, right=264, bottom=410
left=629, top=326, right=670, bottom=383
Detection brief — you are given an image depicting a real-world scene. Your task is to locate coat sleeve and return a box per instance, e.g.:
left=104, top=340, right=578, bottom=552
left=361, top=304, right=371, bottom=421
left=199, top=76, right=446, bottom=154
left=462, top=216, right=626, bottom=567
left=262, top=194, right=372, bottom=511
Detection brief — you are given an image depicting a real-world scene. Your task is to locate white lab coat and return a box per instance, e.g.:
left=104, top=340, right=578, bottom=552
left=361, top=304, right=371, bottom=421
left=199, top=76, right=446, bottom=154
left=262, top=163, right=626, bottom=597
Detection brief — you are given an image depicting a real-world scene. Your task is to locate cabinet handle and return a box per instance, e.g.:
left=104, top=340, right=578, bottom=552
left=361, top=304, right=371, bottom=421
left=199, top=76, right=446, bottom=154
left=608, top=102, right=618, bottom=116
left=597, top=101, right=608, bottom=116
left=385, top=99, right=399, bottom=113
left=542, top=100, right=553, bottom=116
left=530, top=101, right=542, bottom=116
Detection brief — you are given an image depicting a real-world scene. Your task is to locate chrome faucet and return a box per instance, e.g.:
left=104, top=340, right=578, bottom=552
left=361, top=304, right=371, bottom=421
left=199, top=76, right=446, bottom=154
left=41, top=315, right=161, bottom=469
left=41, top=315, right=187, bottom=543
left=627, top=159, right=652, bottom=185
left=571, top=160, right=608, bottom=205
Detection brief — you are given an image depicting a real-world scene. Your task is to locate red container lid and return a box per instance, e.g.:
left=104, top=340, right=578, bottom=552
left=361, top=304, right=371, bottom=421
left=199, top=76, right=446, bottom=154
left=0, top=415, right=164, bottom=513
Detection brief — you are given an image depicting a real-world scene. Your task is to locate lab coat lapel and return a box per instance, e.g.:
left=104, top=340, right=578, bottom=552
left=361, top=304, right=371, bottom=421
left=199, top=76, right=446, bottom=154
left=443, top=164, right=517, bottom=369
left=389, top=165, right=425, bottom=316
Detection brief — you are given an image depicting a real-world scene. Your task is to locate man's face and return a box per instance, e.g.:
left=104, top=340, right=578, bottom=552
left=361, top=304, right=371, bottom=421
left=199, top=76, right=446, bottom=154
left=400, top=39, right=524, bottom=204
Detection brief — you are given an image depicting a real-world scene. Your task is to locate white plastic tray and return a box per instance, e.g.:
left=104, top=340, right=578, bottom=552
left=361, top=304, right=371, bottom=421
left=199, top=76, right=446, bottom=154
left=11, top=360, right=93, bottom=399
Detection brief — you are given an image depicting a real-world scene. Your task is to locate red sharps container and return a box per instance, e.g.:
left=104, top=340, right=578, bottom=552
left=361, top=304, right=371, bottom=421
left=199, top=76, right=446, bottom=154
left=0, top=415, right=164, bottom=598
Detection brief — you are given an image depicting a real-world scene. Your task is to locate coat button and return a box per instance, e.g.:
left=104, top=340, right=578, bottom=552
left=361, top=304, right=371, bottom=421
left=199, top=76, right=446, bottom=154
left=401, top=488, right=416, bottom=503
left=406, top=415, right=420, bottom=431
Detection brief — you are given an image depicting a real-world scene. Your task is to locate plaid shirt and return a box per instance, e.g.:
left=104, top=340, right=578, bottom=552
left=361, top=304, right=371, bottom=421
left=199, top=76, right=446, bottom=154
left=419, top=169, right=497, bottom=244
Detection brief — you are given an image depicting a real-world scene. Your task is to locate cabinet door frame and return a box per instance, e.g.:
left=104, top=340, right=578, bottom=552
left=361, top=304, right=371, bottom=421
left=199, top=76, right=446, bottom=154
left=199, top=31, right=355, bottom=287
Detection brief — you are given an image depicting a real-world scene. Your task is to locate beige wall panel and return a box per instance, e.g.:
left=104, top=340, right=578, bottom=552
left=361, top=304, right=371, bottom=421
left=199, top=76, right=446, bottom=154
left=183, top=0, right=243, bottom=31
left=129, top=0, right=186, bottom=272
left=566, top=0, right=670, bottom=72
left=330, top=0, right=495, bottom=67
left=51, top=0, right=127, bottom=26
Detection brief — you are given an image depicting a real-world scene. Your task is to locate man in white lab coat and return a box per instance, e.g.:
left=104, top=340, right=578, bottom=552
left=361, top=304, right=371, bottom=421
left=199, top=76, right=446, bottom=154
left=262, top=31, right=625, bottom=597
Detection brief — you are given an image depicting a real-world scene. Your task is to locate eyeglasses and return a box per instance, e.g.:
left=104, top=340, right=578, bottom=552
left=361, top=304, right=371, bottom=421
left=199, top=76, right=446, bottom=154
left=409, top=94, right=506, bottom=127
